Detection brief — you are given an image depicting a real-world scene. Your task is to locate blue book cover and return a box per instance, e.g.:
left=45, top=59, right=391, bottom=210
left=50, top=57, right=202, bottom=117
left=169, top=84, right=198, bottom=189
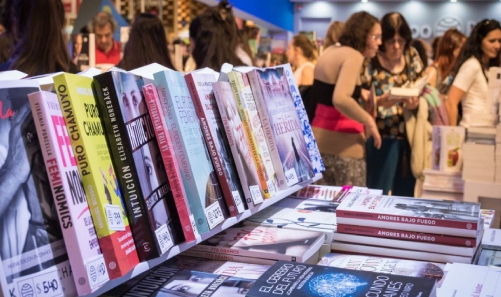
left=154, top=69, right=227, bottom=233
left=247, top=261, right=436, bottom=297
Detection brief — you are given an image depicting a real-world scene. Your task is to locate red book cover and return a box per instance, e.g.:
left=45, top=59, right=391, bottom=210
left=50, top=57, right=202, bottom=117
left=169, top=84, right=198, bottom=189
left=143, top=83, right=197, bottom=242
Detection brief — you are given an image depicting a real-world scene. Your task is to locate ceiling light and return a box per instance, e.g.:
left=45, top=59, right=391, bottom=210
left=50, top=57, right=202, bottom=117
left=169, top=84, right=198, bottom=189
left=362, top=0, right=368, bottom=3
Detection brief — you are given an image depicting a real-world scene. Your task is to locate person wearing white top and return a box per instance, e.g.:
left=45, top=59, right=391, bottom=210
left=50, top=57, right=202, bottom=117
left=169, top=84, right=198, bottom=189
left=286, top=34, right=317, bottom=85
left=446, top=19, right=501, bottom=127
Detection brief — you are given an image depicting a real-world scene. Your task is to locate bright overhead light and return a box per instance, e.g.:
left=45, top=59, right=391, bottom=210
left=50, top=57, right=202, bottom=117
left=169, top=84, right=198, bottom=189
left=450, top=0, right=457, bottom=2
left=361, top=0, right=368, bottom=3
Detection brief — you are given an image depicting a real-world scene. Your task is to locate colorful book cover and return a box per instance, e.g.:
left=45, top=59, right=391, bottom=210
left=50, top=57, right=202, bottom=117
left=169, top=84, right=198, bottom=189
left=181, top=249, right=277, bottom=266
left=0, top=81, right=76, bottom=297
left=54, top=73, right=139, bottom=279
left=476, top=249, right=501, bottom=267
left=247, top=261, right=435, bottom=297
left=249, top=67, right=314, bottom=187
left=273, top=63, right=324, bottom=173
left=154, top=69, right=227, bottom=233
left=337, top=224, right=478, bottom=247
left=318, top=253, right=444, bottom=280
left=28, top=91, right=109, bottom=295
left=228, top=71, right=277, bottom=198
left=118, top=265, right=256, bottom=297
left=186, top=72, right=246, bottom=216
left=190, top=225, right=325, bottom=263
left=94, top=70, right=180, bottom=260
left=244, top=206, right=337, bottom=243
left=212, top=81, right=263, bottom=209
left=293, top=185, right=342, bottom=201
left=336, top=193, right=481, bottom=238
left=143, top=83, right=198, bottom=242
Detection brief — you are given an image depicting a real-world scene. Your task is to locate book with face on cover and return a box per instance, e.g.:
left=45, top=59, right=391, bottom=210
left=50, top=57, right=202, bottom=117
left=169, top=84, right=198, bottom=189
left=246, top=261, right=436, bottom=297
left=336, top=193, right=481, bottom=238
left=0, top=81, right=77, bottom=297
left=190, top=225, right=325, bottom=263
left=186, top=71, right=246, bottom=217
left=154, top=69, right=228, bottom=233
left=247, top=67, right=314, bottom=189
left=28, top=91, right=108, bottom=295
left=318, top=253, right=444, bottom=280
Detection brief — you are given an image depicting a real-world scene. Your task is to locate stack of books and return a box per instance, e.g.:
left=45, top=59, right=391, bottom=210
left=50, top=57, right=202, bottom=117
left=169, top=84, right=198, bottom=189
left=463, top=137, right=496, bottom=182
left=422, top=169, right=464, bottom=200
left=333, top=193, right=482, bottom=264
left=474, top=228, right=501, bottom=267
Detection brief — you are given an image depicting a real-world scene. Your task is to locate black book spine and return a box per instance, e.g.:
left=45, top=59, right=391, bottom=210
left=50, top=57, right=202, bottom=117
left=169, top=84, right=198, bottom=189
left=93, top=73, right=159, bottom=261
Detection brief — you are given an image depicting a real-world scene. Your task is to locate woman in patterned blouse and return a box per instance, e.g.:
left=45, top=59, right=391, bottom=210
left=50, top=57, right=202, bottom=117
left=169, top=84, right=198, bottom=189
left=361, top=12, right=425, bottom=197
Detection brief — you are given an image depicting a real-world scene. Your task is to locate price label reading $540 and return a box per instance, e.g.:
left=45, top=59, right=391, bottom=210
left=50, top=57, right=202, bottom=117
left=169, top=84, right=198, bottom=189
left=105, top=204, right=126, bottom=231
left=205, top=202, right=224, bottom=229
left=16, top=268, right=63, bottom=297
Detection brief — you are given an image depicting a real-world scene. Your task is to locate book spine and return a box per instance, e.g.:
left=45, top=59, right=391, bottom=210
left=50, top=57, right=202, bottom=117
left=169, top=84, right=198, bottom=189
left=212, top=82, right=260, bottom=209
left=54, top=75, right=139, bottom=279
left=247, top=71, right=287, bottom=190
left=335, top=209, right=478, bottom=231
left=337, top=224, right=477, bottom=247
left=143, top=84, right=197, bottom=242
left=93, top=73, right=159, bottom=261
left=190, top=244, right=296, bottom=262
left=280, top=64, right=324, bottom=173
left=186, top=75, right=239, bottom=217
left=29, top=92, right=109, bottom=295
left=154, top=71, right=210, bottom=234
left=181, top=250, right=277, bottom=266
left=228, top=73, right=271, bottom=199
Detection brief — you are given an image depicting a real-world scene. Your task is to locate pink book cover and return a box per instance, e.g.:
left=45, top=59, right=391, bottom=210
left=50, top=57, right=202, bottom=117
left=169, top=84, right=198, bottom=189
left=28, top=91, right=109, bottom=295
left=143, top=84, right=198, bottom=242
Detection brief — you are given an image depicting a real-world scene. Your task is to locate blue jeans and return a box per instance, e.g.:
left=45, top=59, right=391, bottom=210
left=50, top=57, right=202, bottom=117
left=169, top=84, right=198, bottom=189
left=366, top=138, right=415, bottom=197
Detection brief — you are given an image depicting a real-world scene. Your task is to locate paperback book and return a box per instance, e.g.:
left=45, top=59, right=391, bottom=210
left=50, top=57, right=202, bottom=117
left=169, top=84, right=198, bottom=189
left=154, top=69, right=227, bottom=233
left=0, top=81, right=76, bottom=297
left=212, top=81, right=263, bottom=208
left=336, top=193, right=481, bottom=237
left=228, top=70, right=277, bottom=198
left=54, top=73, right=140, bottom=279
left=248, top=67, right=314, bottom=188
left=276, top=197, right=340, bottom=213
left=190, top=225, right=325, bottom=263
left=246, top=261, right=436, bottom=297
left=318, top=253, right=444, bottom=280
left=293, top=185, right=342, bottom=201
left=181, top=249, right=277, bottom=266
left=94, top=70, right=180, bottom=259
left=476, top=249, right=501, bottom=267
left=28, top=91, right=108, bottom=295
left=186, top=71, right=246, bottom=216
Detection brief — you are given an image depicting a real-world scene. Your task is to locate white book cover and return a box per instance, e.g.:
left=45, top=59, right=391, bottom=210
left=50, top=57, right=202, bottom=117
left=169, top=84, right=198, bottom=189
left=436, top=263, right=498, bottom=297
left=190, top=225, right=325, bottom=263
left=482, top=228, right=501, bottom=250
left=389, top=74, right=430, bottom=99
left=476, top=249, right=501, bottom=267
left=318, top=253, right=444, bottom=280
left=336, top=193, right=481, bottom=238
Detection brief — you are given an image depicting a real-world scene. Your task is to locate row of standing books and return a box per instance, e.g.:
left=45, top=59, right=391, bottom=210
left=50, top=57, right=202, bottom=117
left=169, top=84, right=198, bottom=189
left=0, top=62, right=325, bottom=297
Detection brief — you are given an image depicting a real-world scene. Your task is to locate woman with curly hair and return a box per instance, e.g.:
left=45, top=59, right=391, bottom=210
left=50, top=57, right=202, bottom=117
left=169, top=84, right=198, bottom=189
left=446, top=19, right=501, bottom=127
left=311, top=11, right=382, bottom=187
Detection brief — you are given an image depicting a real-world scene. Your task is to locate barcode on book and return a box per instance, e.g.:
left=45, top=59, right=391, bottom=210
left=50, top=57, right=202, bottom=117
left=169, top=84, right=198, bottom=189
left=205, top=202, right=224, bottom=229
left=155, top=224, right=174, bottom=254
left=284, top=168, right=299, bottom=186
left=105, top=204, right=126, bottom=231
left=85, top=255, right=109, bottom=289
left=232, top=191, right=245, bottom=213
left=16, top=268, right=63, bottom=297
left=249, top=185, right=264, bottom=205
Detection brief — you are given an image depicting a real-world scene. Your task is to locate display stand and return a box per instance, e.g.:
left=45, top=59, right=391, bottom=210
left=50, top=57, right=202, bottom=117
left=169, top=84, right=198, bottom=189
left=83, top=173, right=322, bottom=297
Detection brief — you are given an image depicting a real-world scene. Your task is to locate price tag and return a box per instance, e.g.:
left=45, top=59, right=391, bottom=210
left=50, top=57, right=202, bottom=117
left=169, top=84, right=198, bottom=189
left=205, top=202, right=224, bottom=229
left=249, top=185, right=263, bottom=205
left=190, top=214, right=201, bottom=239
left=16, top=269, right=63, bottom=297
left=155, top=224, right=174, bottom=254
left=232, top=191, right=245, bottom=213
left=284, top=168, right=299, bottom=187
left=105, top=204, right=125, bottom=231
left=267, top=180, right=277, bottom=197
left=85, top=255, right=109, bottom=289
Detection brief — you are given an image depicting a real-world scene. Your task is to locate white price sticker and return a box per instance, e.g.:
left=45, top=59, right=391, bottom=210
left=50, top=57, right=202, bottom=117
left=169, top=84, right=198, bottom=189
left=267, top=180, right=277, bottom=197
left=16, top=268, right=63, bottom=297
left=155, top=224, right=174, bottom=254
left=284, top=168, right=299, bottom=186
left=249, top=185, right=263, bottom=205
left=205, top=202, right=224, bottom=229
left=189, top=214, right=201, bottom=239
left=232, top=191, right=245, bottom=213
left=105, top=204, right=125, bottom=231
left=85, top=255, right=109, bottom=289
